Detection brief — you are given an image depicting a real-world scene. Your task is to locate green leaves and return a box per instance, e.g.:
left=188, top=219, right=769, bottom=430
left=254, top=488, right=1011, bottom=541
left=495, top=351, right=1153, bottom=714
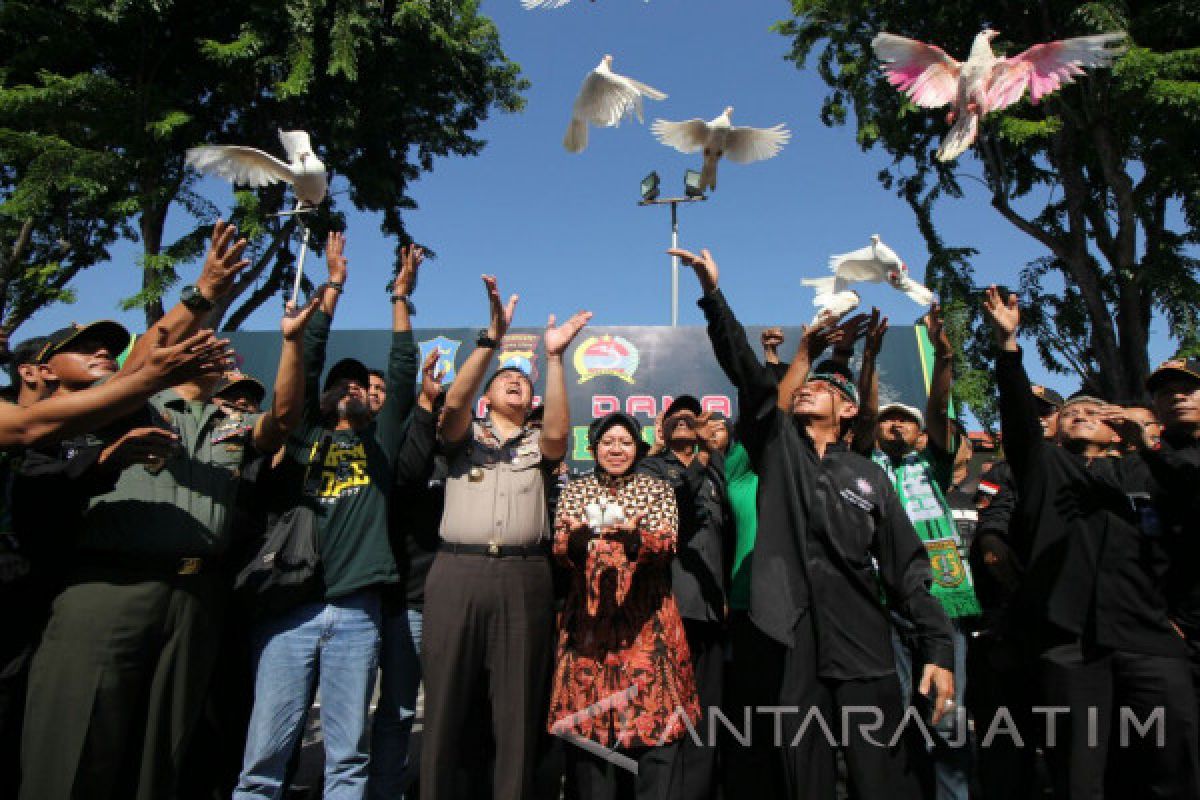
left=1, top=0, right=526, bottom=332
left=777, top=0, right=1200, bottom=402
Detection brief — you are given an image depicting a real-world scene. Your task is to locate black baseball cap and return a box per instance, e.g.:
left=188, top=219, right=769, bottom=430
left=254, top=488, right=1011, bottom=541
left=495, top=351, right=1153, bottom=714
left=38, top=321, right=130, bottom=363
left=483, top=365, right=532, bottom=393
left=214, top=373, right=266, bottom=406
left=663, top=394, right=703, bottom=419
left=1031, top=385, right=1064, bottom=411
left=7, top=336, right=49, bottom=384
left=1147, top=358, right=1200, bottom=393
left=323, top=358, right=371, bottom=392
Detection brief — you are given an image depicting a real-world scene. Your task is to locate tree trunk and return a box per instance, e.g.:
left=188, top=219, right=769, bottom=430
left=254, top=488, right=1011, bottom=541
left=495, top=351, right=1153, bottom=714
left=208, top=219, right=295, bottom=330
left=140, top=205, right=167, bottom=328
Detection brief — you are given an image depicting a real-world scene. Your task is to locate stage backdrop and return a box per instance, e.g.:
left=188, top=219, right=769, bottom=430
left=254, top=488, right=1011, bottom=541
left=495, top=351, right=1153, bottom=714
left=223, top=325, right=935, bottom=468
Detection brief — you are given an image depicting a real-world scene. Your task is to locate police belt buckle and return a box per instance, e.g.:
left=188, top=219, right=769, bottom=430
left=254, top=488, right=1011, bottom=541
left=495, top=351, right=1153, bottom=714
left=486, top=541, right=501, bottom=557
left=177, top=557, right=203, bottom=575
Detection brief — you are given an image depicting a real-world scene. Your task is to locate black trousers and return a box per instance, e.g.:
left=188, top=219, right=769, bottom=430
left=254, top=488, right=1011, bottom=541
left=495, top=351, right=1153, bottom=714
left=19, top=565, right=226, bottom=800
left=420, top=551, right=555, bottom=800
left=1040, top=640, right=1200, bottom=799
left=966, top=632, right=1040, bottom=800
left=568, top=741, right=682, bottom=800
left=673, top=618, right=723, bottom=800
left=721, top=611, right=787, bottom=799
left=779, top=614, right=926, bottom=800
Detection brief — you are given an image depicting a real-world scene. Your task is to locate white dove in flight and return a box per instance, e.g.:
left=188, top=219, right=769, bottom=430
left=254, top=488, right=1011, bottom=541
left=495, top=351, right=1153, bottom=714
left=872, top=28, right=1127, bottom=162
left=805, top=287, right=862, bottom=326
left=185, top=130, right=328, bottom=208
left=522, top=0, right=574, bottom=8
left=651, top=106, right=790, bottom=192
left=803, top=234, right=934, bottom=308
left=564, top=55, right=667, bottom=153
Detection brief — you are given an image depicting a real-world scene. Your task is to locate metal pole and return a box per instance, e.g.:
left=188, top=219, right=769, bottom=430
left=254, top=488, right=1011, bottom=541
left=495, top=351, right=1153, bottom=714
left=290, top=220, right=310, bottom=305
left=670, top=201, right=679, bottom=327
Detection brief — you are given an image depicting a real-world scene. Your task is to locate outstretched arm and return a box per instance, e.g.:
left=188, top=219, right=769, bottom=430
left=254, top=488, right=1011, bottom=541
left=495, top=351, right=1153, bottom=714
left=776, top=317, right=845, bottom=412
left=850, top=310, right=887, bottom=456
left=300, top=232, right=349, bottom=426
left=670, top=247, right=777, bottom=413
left=923, top=302, right=956, bottom=455
left=542, top=310, right=592, bottom=461
left=0, top=330, right=230, bottom=448
left=984, top=287, right=1043, bottom=483
left=375, top=244, right=423, bottom=456
left=253, top=297, right=322, bottom=454
left=440, top=275, right=517, bottom=446
left=123, top=220, right=250, bottom=374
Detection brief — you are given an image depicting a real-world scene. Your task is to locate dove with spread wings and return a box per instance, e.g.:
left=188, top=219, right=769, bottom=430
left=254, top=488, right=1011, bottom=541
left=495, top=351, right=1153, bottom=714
left=185, top=130, right=328, bottom=208
left=651, top=107, right=790, bottom=192
left=872, top=28, right=1127, bottom=161
left=803, top=235, right=934, bottom=319
left=564, top=55, right=667, bottom=153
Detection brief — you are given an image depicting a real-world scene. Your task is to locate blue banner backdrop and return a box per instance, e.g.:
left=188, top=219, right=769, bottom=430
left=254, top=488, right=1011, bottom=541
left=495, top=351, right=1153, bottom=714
left=227, top=325, right=928, bottom=468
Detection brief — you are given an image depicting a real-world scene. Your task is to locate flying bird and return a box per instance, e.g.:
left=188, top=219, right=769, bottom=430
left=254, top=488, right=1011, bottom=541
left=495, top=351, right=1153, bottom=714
left=651, top=106, right=790, bottom=192
left=523, top=0, right=575, bottom=8
left=804, top=287, right=862, bottom=326
left=185, top=130, right=328, bottom=208
left=802, top=234, right=934, bottom=309
left=564, top=55, right=667, bottom=153
left=872, top=28, right=1127, bottom=161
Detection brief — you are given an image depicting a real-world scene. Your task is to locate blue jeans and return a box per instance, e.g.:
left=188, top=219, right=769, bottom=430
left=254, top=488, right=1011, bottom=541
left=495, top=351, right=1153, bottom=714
left=367, top=604, right=423, bottom=800
left=235, top=591, right=382, bottom=800
left=891, top=614, right=971, bottom=800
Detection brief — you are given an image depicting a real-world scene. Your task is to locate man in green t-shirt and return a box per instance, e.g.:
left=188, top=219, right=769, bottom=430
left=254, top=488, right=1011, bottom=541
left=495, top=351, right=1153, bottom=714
left=871, top=303, right=979, bottom=800
left=235, top=235, right=422, bottom=800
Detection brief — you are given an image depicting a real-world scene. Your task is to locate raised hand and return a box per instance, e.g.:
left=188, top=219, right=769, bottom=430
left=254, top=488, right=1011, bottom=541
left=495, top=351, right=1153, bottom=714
left=144, top=328, right=233, bottom=388
left=1101, top=407, right=1151, bottom=451
left=326, top=231, right=349, bottom=285
left=482, top=275, right=518, bottom=340
left=419, top=348, right=445, bottom=409
left=196, top=219, right=251, bottom=301
left=863, top=308, right=889, bottom=360
left=799, top=315, right=846, bottom=364
left=280, top=296, right=322, bottom=341
left=668, top=247, right=719, bottom=294
left=545, top=310, right=593, bottom=357
left=393, top=243, right=425, bottom=299
left=923, top=301, right=953, bottom=357
left=982, top=285, right=1019, bottom=351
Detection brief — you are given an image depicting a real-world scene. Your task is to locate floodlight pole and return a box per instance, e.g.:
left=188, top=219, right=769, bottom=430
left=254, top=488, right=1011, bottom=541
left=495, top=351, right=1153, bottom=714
left=638, top=195, right=706, bottom=326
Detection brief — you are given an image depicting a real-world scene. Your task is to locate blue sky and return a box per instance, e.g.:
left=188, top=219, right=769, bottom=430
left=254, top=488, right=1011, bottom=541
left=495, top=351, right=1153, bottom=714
left=19, top=0, right=1179, bottom=394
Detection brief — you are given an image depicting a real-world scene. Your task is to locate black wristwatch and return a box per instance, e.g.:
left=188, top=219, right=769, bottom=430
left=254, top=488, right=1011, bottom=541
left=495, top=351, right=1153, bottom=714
left=391, top=294, right=416, bottom=314
left=476, top=329, right=499, bottom=348
left=180, top=284, right=214, bottom=312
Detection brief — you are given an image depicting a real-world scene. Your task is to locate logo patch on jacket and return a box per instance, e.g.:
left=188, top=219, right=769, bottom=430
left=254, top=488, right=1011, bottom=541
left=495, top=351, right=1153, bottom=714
left=839, top=487, right=875, bottom=512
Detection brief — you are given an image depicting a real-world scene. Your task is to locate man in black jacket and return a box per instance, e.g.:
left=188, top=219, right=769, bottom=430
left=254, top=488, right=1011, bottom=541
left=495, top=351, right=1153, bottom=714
left=983, top=287, right=1199, bottom=799
left=638, top=393, right=726, bottom=798
left=671, top=245, right=954, bottom=800
left=1131, top=358, right=1200, bottom=758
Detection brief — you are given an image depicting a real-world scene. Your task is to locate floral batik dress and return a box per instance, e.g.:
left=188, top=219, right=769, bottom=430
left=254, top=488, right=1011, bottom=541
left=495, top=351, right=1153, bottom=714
left=547, top=470, right=701, bottom=749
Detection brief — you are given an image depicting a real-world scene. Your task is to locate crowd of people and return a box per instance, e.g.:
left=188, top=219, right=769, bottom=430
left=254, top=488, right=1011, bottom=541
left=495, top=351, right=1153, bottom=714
left=0, top=221, right=1197, bottom=800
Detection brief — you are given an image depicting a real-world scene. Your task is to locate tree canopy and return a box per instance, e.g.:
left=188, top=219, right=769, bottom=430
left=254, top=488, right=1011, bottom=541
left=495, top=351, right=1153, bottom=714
left=776, top=0, right=1200, bottom=406
left=0, top=0, right=527, bottom=332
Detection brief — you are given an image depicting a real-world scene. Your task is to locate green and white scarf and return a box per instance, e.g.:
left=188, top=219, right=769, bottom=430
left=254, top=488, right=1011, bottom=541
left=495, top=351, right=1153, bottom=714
left=874, top=448, right=982, bottom=619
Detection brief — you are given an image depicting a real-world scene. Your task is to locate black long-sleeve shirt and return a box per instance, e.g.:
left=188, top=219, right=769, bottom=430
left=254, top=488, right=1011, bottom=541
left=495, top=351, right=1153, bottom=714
left=386, top=405, right=444, bottom=609
left=638, top=449, right=726, bottom=623
left=1141, top=430, right=1200, bottom=633
left=994, top=349, right=1183, bottom=657
left=699, top=288, right=953, bottom=678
